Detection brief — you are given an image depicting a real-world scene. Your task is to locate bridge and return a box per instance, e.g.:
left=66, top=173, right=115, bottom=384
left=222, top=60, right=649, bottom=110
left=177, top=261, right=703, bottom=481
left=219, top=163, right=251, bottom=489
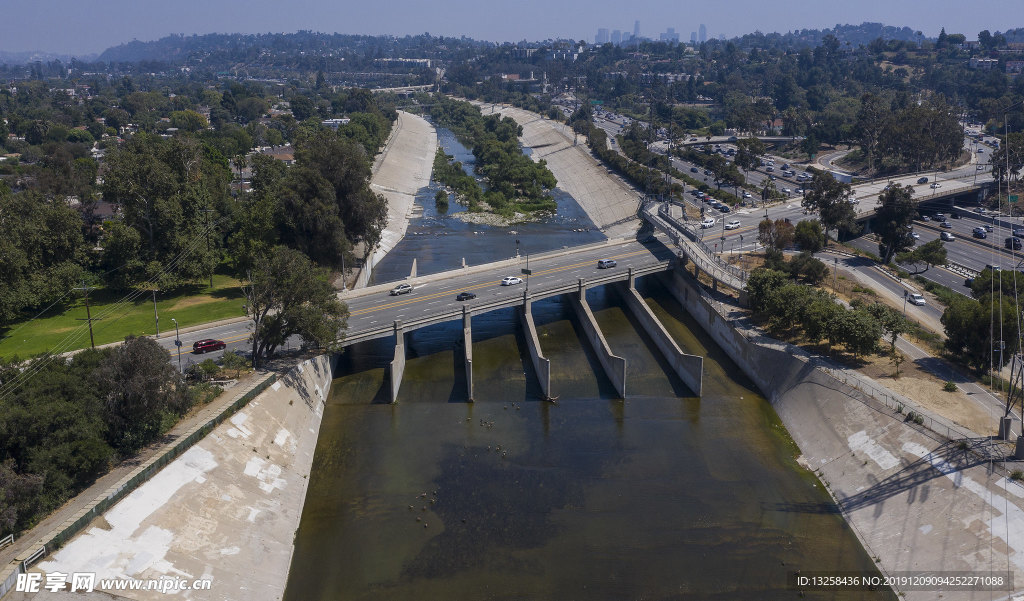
left=335, top=235, right=708, bottom=403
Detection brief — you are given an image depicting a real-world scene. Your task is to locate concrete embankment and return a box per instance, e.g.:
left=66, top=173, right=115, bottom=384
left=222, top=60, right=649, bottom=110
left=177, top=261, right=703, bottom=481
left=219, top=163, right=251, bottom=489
left=473, top=102, right=642, bottom=237
left=360, top=110, right=437, bottom=287
left=660, top=265, right=1024, bottom=600
left=570, top=286, right=627, bottom=398
left=20, top=355, right=337, bottom=601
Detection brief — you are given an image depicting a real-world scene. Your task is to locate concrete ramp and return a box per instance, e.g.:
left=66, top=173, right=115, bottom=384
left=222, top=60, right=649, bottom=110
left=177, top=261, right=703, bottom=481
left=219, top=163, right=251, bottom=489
left=519, top=298, right=552, bottom=400
left=569, top=285, right=626, bottom=398
left=617, top=281, right=703, bottom=396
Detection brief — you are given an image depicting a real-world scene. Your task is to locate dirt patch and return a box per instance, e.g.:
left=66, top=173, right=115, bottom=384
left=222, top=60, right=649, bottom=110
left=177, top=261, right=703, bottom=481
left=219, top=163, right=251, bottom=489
left=169, top=295, right=222, bottom=311
left=723, top=253, right=765, bottom=272
left=860, top=352, right=992, bottom=435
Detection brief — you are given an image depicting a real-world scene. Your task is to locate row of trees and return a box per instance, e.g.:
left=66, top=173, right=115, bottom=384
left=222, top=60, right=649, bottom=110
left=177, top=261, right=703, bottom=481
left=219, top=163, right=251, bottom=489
left=853, top=93, right=965, bottom=173
left=0, top=337, right=200, bottom=538
left=747, top=268, right=908, bottom=360
left=429, top=96, right=557, bottom=215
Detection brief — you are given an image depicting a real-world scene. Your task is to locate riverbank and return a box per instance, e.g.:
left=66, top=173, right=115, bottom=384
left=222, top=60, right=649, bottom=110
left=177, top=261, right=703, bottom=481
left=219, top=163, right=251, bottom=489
left=10, top=355, right=336, bottom=601
left=470, top=102, right=642, bottom=238
left=359, top=110, right=437, bottom=287
left=661, top=263, right=1024, bottom=600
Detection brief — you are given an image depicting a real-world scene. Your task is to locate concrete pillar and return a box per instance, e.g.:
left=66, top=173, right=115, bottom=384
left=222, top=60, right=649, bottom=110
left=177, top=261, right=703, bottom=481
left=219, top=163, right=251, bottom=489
left=463, top=306, right=473, bottom=402
left=617, top=281, right=702, bottom=396
left=389, top=321, right=405, bottom=403
left=1016, top=435, right=1024, bottom=461
left=1000, top=416, right=1014, bottom=440
left=519, top=296, right=553, bottom=400
left=409, top=258, right=417, bottom=279
left=627, top=266, right=635, bottom=289
left=569, top=289, right=627, bottom=398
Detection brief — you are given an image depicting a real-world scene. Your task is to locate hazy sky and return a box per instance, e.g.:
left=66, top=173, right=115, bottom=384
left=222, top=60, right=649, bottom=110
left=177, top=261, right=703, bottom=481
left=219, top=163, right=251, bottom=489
left=3, top=0, right=1023, bottom=55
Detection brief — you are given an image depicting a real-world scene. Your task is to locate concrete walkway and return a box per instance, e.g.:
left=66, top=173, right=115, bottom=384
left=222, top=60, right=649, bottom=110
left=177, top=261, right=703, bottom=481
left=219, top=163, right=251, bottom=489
left=11, top=355, right=335, bottom=601
left=473, top=102, right=642, bottom=237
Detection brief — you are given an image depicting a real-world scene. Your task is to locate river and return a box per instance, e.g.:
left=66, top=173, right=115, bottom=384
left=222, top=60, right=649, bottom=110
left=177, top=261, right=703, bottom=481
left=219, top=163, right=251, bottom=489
left=284, top=277, right=893, bottom=600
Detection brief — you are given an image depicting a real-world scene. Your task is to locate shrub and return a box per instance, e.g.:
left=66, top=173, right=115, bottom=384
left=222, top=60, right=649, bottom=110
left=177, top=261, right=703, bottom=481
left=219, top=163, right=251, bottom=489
left=943, top=381, right=958, bottom=392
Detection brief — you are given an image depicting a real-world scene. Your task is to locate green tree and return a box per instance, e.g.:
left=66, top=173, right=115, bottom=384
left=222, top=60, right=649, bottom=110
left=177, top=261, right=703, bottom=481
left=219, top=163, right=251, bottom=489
left=875, top=184, right=917, bottom=264
left=96, top=336, right=190, bottom=453
left=746, top=268, right=789, bottom=313
left=758, top=218, right=795, bottom=251
left=170, top=110, right=209, bottom=132
left=896, top=239, right=946, bottom=273
left=801, top=171, right=856, bottom=240
left=243, top=246, right=349, bottom=367
left=794, top=219, right=825, bottom=252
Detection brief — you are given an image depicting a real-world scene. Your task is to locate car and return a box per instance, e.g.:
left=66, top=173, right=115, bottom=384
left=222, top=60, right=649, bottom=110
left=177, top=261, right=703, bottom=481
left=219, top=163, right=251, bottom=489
left=921, top=215, right=931, bottom=221
left=940, top=221, right=953, bottom=228
left=985, top=224, right=994, bottom=231
left=941, top=231, right=956, bottom=241
left=965, top=277, right=975, bottom=287
left=193, top=339, right=226, bottom=354
left=978, top=164, right=986, bottom=170
left=911, top=232, right=920, bottom=239
left=930, top=182, right=942, bottom=189
left=769, top=174, right=777, bottom=181
left=718, top=205, right=731, bottom=213
left=977, top=148, right=985, bottom=153
left=908, top=293, right=926, bottom=306
left=390, top=283, right=413, bottom=296
left=1007, top=237, right=1023, bottom=250
left=690, top=167, right=699, bottom=173
left=973, top=227, right=987, bottom=239
left=917, top=177, right=929, bottom=184
left=1015, top=227, right=1024, bottom=239
left=456, top=291, right=477, bottom=301
left=796, top=188, right=805, bottom=194
left=985, top=264, right=1001, bottom=272
left=501, top=276, right=523, bottom=286
left=597, top=259, right=617, bottom=269
left=700, top=217, right=716, bottom=228
left=725, top=219, right=741, bottom=230
left=934, top=213, right=945, bottom=220
left=782, top=187, right=793, bottom=194
left=847, top=195, right=859, bottom=204
left=742, top=192, right=752, bottom=198
left=765, top=166, right=775, bottom=172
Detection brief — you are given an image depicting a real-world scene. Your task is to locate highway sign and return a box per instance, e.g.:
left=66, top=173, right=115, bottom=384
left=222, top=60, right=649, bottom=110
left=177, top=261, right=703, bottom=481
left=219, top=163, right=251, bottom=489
left=175, top=339, right=182, bottom=347
left=521, top=269, right=533, bottom=275
left=1011, top=195, right=1019, bottom=204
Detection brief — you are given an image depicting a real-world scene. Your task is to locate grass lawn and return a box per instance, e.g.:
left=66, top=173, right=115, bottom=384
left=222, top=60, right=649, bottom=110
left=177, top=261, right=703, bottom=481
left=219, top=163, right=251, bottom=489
left=0, top=274, right=246, bottom=359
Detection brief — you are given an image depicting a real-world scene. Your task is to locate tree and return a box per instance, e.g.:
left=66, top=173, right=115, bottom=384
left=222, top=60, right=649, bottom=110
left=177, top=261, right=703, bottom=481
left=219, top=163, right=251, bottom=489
left=746, top=268, right=789, bottom=313
left=801, top=171, right=856, bottom=240
left=96, top=336, right=190, bottom=453
left=221, top=351, right=248, bottom=378
left=244, top=246, right=349, bottom=367
left=842, top=307, right=882, bottom=358
left=788, top=252, right=830, bottom=284
left=170, top=110, right=209, bottom=132
left=758, top=218, right=795, bottom=251
left=896, top=239, right=946, bottom=273
left=794, top=219, right=825, bottom=252
left=991, top=132, right=1023, bottom=186
left=864, top=302, right=909, bottom=354
left=875, top=184, right=917, bottom=264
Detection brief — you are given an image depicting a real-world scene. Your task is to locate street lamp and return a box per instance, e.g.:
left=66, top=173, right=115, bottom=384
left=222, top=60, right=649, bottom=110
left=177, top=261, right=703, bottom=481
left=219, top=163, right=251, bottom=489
left=171, top=318, right=182, bottom=373
left=903, top=290, right=909, bottom=316
left=833, top=258, right=839, bottom=294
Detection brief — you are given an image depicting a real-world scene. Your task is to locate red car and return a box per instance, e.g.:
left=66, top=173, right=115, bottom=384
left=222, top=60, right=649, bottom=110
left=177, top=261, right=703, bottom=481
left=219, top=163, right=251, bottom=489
left=192, top=339, right=226, bottom=354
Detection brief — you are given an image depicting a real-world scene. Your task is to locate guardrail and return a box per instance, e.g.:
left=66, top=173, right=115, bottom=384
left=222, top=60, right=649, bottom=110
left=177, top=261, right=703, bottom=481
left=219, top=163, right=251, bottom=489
left=340, top=262, right=672, bottom=346
left=0, top=537, right=11, bottom=552
left=644, top=202, right=748, bottom=290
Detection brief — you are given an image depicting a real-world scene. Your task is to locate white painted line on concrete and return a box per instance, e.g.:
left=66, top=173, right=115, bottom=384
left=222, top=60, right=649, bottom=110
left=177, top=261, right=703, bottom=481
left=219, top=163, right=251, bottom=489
left=847, top=430, right=899, bottom=470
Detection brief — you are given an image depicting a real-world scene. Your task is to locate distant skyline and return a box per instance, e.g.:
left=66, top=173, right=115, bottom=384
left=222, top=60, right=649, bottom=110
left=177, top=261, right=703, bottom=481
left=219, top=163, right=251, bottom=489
left=2, top=0, right=1023, bottom=56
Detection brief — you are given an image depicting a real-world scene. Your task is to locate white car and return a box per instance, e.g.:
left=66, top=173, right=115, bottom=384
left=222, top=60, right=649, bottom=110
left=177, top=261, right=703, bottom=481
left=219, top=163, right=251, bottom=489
left=930, top=182, right=942, bottom=189
left=700, top=217, right=716, bottom=228
left=941, top=231, right=955, bottom=242
left=782, top=187, right=792, bottom=194
left=501, top=276, right=523, bottom=286
left=742, top=192, right=752, bottom=199
left=911, top=232, right=920, bottom=239
left=908, top=293, right=926, bottom=306
left=725, top=219, right=741, bottom=230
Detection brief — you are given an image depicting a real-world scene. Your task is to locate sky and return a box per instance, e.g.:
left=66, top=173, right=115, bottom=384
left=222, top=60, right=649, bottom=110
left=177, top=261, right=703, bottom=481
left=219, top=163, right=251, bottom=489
left=3, top=0, right=1024, bottom=56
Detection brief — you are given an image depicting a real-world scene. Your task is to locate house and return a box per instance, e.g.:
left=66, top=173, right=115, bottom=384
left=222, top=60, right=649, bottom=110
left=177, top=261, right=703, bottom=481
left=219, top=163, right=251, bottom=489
left=969, top=57, right=999, bottom=70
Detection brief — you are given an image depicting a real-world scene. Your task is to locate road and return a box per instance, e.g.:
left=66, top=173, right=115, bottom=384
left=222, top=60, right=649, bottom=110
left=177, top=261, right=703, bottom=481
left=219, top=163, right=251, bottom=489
left=159, top=236, right=677, bottom=368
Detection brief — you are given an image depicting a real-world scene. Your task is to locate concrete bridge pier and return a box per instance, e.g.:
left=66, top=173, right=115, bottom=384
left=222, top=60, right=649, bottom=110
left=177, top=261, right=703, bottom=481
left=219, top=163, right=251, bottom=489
left=519, top=294, right=552, bottom=400
left=389, top=321, right=405, bottom=403
left=462, top=306, right=474, bottom=402
left=569, top=278, right=627, bottom=398
left=616, top=271, right=703, bottom=396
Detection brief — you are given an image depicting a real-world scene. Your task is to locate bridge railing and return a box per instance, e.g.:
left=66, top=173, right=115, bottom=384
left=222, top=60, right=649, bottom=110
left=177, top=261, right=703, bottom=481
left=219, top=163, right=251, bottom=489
left=339, top=262, right=670, bottom=346
left=645, top=202, right=748, bottom=289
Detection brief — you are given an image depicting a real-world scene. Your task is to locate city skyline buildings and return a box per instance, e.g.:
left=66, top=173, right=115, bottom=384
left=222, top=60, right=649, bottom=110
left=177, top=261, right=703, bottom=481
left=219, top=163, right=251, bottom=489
left=595, top=21, right=704, bottom=45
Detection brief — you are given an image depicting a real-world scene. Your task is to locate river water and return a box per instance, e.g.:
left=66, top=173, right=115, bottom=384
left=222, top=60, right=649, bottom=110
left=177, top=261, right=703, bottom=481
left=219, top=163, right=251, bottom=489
left=370, top=126, right=606, bottom=284
left=284, top=278, right=893, bottom=600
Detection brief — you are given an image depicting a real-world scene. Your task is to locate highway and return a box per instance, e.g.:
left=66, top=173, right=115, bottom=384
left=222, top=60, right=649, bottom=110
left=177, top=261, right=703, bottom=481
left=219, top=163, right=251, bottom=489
left=158, top=236, right=677, bottom=369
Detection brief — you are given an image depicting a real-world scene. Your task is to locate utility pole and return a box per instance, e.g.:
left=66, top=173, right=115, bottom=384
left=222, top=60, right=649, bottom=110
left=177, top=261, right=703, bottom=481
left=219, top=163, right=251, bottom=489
left=74, top=281, right=98, bottom=350
left=151, top=288, right=160, bottom=338
left=171, top=318, right=183, bottom=373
